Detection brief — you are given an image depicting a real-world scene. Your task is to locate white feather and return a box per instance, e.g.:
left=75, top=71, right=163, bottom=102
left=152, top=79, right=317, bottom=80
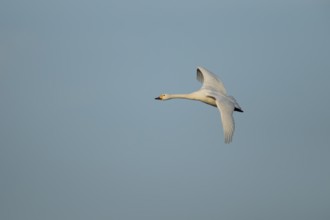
left=155, top=66, right=243, bottom=144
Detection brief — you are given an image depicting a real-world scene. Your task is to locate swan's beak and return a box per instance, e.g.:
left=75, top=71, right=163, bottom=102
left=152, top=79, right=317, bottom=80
left=155, top=96, right=161, bottom=100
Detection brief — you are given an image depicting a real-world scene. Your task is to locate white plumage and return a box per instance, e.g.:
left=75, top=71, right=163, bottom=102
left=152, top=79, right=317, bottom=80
left=155, top=66, right=243, bottom=143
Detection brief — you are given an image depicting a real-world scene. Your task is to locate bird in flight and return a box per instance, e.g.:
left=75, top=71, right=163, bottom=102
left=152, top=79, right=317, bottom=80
left=155, top=66, right=243, bottom=143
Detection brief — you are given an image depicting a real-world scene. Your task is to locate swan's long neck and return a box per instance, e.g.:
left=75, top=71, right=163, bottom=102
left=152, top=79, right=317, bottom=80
left=166, top=92, right=217, bottom=107
left=167, top=93, right=196, bottom=100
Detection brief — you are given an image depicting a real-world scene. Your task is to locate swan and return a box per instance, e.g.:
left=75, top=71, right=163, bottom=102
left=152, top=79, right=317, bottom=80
left=155, top=66, right=243, bottom=143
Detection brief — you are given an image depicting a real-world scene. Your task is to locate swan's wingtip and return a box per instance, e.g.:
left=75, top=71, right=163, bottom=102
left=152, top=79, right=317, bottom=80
left=196, top=66, right=205, bottom=71
left=224, top=137, right=233, bottom=144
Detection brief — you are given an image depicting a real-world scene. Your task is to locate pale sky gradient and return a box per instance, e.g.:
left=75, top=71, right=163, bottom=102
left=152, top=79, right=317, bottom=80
left=1, top=0, right=330, bottom=219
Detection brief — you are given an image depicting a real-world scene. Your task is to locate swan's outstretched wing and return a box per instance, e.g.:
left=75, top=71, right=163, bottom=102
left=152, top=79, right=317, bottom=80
left=213, top=94, right=235, bottom=143
left=196, top=66, right=227, bottom=95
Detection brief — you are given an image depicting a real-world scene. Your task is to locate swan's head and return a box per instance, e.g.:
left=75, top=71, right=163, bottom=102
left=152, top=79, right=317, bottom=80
left=155, top=94, right=171, bottom=100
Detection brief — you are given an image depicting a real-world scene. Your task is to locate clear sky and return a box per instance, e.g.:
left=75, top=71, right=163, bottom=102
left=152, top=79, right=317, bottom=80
left=1, top=0, right=330, bottom=219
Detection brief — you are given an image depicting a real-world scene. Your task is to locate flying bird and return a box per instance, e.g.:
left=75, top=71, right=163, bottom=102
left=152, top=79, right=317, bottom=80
left=155, top=66, right=243, bottom=143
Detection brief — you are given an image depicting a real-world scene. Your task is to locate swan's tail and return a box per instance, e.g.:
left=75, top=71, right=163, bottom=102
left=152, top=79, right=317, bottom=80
left=228, top=96, right=244, bottom=112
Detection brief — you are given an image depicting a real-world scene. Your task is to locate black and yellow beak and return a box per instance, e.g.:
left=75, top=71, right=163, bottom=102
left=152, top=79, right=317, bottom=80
left=155, top=96, right=161, bottom=100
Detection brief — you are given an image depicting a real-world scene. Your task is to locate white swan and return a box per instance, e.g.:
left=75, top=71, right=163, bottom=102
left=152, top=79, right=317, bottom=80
left=155, top=66, right=243, bottom=143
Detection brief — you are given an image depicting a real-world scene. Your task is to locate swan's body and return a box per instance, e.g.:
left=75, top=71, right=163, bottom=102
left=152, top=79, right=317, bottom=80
left=155, top=66, right=243, bottom=143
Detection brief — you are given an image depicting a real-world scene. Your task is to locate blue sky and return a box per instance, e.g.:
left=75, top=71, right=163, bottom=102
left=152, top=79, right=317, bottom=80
left=1, top=0, right=330, bottom=219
